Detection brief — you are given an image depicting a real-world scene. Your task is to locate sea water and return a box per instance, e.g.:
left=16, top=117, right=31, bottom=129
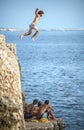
left=1, top=30, right=84, bottom=130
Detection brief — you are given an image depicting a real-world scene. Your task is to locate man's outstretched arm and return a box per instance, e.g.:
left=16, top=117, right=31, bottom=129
left=35, top=8, right=39, bottom=15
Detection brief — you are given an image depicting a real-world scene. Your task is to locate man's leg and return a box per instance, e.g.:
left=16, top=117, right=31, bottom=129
left=20, top=31, right=32, bottom=40
left=48, top=109, right=62, bottom=121
left=31, top=30, right=39, bottom=41
left=20, top=26, right=32, bottom=40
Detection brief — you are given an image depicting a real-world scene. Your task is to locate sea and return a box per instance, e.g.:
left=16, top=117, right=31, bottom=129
left=0, top=30, right=84, bottom=130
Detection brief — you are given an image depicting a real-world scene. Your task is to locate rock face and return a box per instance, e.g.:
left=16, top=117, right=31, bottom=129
left=0, top=34, right=66, bottom=130
left=0, top=35, right=25, bottom=130
left=25, top=121, right=66, bottom=130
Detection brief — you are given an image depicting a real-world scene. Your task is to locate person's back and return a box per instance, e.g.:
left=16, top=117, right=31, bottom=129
left=37, top=100, right=62, bottom=121
left=37, top=100, right=50, bottom=119
left=38, top=104, right=48, bottom=116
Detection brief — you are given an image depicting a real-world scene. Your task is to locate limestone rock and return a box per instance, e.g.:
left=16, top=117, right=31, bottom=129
left=25, top=121, right=66, bottom=130
left=0, top=34, right=6, bottom=45
left=0, top=34, right=25, bottom=130
left=6, top=43, right=16, bottom=54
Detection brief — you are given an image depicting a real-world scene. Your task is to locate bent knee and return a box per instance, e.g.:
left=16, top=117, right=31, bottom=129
left=36, top=30, right=40, bottom=33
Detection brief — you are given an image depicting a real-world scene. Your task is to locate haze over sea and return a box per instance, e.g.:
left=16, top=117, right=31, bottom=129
left=0, top=30, right=84, bottom=130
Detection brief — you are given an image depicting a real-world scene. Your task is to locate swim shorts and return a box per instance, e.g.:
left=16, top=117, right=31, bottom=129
left=29, top=23, right=39, bottom=33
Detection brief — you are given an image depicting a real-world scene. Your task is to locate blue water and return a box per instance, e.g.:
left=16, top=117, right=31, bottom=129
left=1, top=30, right=84, bottom=130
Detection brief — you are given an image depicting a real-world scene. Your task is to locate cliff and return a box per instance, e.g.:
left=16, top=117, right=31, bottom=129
left=0, top=34, right=25, bottom=130
left=0, top=34, right=66, bottom=130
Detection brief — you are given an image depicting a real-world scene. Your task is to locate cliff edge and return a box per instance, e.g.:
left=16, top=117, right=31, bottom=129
left=0, top=34, right=25, bottom=130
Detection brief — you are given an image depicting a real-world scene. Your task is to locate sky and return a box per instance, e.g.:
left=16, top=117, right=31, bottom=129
left=0, top=0, right=84, bottom=29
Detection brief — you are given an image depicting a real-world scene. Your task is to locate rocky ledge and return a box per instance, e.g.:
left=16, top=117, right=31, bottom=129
left=25, top=121, right=66, bottom=130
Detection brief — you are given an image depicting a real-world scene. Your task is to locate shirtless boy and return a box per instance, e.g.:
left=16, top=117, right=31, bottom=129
left=24, top=99, right=38, bottom=119
left=20, top=8, right=44, bottom=41
left=37, top=100, right=62, bottom=122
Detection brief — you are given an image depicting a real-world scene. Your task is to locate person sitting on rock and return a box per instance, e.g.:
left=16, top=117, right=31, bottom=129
left=30, top=101, right=43, bottom=120
left=24, top=99, right=38, bottom=120
left=37, top=100, right=62, bottom=122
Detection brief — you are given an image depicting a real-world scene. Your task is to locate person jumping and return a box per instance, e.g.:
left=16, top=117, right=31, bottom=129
left=20, top=8, right=44, bottom=41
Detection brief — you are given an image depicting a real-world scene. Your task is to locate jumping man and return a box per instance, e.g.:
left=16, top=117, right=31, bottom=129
left=20, top=8, right=44, bottom=41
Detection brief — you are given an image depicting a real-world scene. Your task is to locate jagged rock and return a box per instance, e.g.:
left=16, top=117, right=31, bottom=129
left=0, top=34, right=25, bottom=130
left=25, top=121, right=66, bottom=130
left=0, top=34, right=6, bottom=44
left=6, top=43, right=16, bottom=54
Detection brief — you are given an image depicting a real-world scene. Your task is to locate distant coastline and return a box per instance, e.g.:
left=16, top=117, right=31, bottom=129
left=0, top=28, right=84, bottom=32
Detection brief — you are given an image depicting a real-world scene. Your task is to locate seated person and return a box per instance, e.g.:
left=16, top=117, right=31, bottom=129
left=37, top=100, right=62, bottom=122
left=30, top=101, right=43, bottom=120
left=24, top=99, right=38, bottom=120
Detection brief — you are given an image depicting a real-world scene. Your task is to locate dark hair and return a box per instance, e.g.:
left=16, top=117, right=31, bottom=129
left=33, top=99, right=38, bottom=105
left=38, top=10, right=44, bottom=15
left=38, top=101, right=42, bottom=107
left=44, top=100, right=49, bottom=104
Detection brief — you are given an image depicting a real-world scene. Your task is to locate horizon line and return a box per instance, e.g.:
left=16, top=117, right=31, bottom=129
left=0, top=27, right=84, bottom=32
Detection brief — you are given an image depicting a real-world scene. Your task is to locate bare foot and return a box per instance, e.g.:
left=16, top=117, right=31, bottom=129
left=20, top=34, right=24, bottom=40
left=31, top=37, right=34, bottom=41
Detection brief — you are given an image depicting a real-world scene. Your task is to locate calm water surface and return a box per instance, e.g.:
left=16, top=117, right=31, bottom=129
left=1, top=30, right=84, bottom=130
